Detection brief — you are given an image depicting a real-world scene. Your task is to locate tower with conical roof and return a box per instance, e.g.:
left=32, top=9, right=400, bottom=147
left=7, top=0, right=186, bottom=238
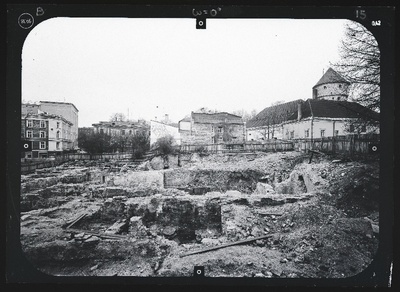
left=312, top=68, right=350, bottom=101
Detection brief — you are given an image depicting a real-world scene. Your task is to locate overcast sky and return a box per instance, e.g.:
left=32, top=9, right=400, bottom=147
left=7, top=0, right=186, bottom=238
left=22, top=18, right=349, bottom=127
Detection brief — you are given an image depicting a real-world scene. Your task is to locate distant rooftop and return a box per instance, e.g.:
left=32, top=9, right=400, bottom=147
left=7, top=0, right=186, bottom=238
left=23, top=112, right=73, bottom=125
left=39, top=100, right=79, bottom=112
left=246, top=99, right=303, bottom=128
left=191, top=112, right=243, bottom=124
left=92, top=120, right=149, bottom=128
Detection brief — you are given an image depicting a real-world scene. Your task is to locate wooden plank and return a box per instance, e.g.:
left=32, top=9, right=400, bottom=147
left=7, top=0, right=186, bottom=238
left=65, top=213, right=87, bottom=229
left=257, top=211, right=284, bottom=216
left=179, top=233, right=275, bottom=258
left=66, top=228, right=127, bottom=240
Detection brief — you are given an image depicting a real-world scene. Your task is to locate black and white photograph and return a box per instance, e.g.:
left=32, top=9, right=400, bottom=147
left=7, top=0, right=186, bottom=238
left=6, top=4, right=395, bottom=286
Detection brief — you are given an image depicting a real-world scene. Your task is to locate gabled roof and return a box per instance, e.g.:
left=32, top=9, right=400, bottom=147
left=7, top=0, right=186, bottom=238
left=151, top=120, right=179, bottom=128
left=246, top=99, right=303, bottom=128
left=178, top=116, right=191, bottom=123
left=287, top=99, right=380, bottom=121
left=313, top=68, right=350, bottom=88
left=191, top=112, right=243, bottom=124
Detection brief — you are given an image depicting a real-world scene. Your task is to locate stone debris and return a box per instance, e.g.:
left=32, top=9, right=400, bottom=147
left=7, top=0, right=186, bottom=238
left=105, top=220, right=128, bottom=235
left=162, top=226, right=177, bottom=239
left=19, top=152, right=379, bottom=278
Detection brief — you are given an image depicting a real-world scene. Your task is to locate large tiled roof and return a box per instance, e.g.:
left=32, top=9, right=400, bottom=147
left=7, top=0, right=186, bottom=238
left=247, top=98, right=379, bottom=128
left=246, top=99, right=303, bottom=128
left=288, top=99, right=380, bottom=121
left=313, top=68, right=350, bottom=88
left=191, top=112, right=243, bottom=124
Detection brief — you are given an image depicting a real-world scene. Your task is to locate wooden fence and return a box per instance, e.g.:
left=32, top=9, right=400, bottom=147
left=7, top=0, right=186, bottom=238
left=294, top=134, right=380, bottom=155
left=178, top=141, right=294, bottom=154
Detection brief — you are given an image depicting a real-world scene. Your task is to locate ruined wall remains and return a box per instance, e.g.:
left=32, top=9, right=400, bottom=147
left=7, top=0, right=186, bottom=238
left=164, top=169, right=264, bottom=194
left=180, top=122, right=245, bottom=145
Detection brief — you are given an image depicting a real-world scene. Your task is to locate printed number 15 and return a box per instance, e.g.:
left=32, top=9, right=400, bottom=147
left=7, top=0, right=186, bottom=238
left=356, top=9, right=366, bottom=20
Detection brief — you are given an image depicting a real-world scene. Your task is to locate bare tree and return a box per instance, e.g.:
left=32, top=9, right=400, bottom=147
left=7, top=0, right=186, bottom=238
left=332, top=21, right=380, bottom=112
left=110, top=112, right=127, bottom=122
left=232, top=109, right=258, bottom=123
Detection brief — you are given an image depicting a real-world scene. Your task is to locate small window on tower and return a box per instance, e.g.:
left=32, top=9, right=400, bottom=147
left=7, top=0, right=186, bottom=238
left=339, top=84, right=342, bottom=88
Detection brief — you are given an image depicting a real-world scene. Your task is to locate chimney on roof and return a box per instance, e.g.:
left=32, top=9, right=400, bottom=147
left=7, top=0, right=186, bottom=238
left=297, top=103, right=302, bottom=121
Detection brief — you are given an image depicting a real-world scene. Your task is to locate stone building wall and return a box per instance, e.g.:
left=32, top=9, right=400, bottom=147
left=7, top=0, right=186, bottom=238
left=314, top=82, right=349, bottom=101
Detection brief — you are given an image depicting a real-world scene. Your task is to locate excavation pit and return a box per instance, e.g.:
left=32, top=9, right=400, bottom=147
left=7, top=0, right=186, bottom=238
left=19, top=152, right=379, bottom=278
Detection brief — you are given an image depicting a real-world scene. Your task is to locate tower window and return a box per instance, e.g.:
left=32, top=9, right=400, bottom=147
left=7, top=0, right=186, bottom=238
left=339, top=84, right=342, bottom=88
left=323, top=86, right=327, bottom=89
left=337, top=97, right=341, bottom=100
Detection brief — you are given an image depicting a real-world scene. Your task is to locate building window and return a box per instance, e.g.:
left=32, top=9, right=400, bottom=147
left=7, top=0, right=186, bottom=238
left=129, top=130, right=132, bottom=135
left=56, top=122, right=60, bottom=128
left=218, top=127, right=223, bottom=133
left=56, top=131, right=60, bottom=139
left=349, top=125, right=355, bottom=132
left=121, top=130, right=125, bottom=135
left=339, top=84, right=342, bottom=88
left=290, top=131, right=294, bottom=139
left=39, top=141, right=46, bottom=149
left=40, top=120, right=46, bottom=128
left=26, top=130, right=33, bottom=138
left=320, top=129, right=325, bottom=137
left=335, top=130, right=339, bottom=136
left=361, top=125, right=367, bottom=132
left=40, top=131, right=46, bottom=138
left=26, top=120, right=33, bottom=127
left=100, top=129, right=104, bottom=134
left=56, top=142, right=60, bottom=150
left=337, top=97, right=341, bottom=100
left=305, top=129, right=309, bottom=138
left=323, top=86, right=327, bottom=89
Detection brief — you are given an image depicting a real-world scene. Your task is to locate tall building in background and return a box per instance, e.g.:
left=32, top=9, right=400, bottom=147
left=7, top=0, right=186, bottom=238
left=38, top=101, right=79, bottom=148
left=21, top=101, right=79, bottom=158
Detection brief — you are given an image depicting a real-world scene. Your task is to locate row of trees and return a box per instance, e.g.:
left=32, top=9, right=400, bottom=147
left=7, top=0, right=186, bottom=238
left=78, top=130, right=150, bottom=158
